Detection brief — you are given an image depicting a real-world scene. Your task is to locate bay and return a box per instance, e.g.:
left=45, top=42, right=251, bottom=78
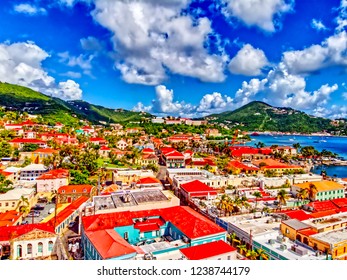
left=247, top=134, right=347, bottom=178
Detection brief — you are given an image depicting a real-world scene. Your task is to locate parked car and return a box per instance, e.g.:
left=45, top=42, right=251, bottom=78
left=31, top=204, right=44, bottom=211
left=27, top=211, right=40, bottom=217
left=68, top=221, right=76, bottom=228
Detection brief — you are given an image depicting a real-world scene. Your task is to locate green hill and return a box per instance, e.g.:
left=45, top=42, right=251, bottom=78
left=0, top=82, right=150, bottom=126
left=207, top=101, right=333, bottom=133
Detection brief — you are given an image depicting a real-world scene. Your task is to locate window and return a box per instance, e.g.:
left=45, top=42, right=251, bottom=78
left=38, top=242, right=43, bottom=253
left=5, top=202, right=8, bottom=207
left=285, top=228, right=290, bottom=234
left=124, top=232, right=129, bottom=240
left=73, top=189, right=76, bottom=193
left=61, top=190, right=65, bottom=193
left=48, top=241, right=53, bottom=252
left=27, top=243, right=32, bottom=254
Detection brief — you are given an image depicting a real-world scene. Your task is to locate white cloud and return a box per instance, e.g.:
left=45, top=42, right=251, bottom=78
left=196, top=92, right=234, bottom=114
left=61, top=71, right=82, bottom=79
left=234, top=78, right=268, bottom=105
left=13, top=3, right=47, bottom=15
left=152, top=85, right=193, bottom=114
left=90, top=0, right=226, bottom=85
left=80, top=36, right=104, bottom=52
left=222, top=0, right=294, bottom=32
left=228, top=44, right=269, bottom=76
left=0, top=41, right=82, bottom=100
left=58, top=51, right=94, bottom=76
left=282, top=31, right=347, bottom=74
left=311, top=19, right=328, bottom=31
left=336, top=0, right=347, bottom=31
left=133, top=85, right=236, bottom=116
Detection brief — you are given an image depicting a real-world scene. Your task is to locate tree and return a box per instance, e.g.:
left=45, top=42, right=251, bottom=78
left=228, top=232, right=239, bottom=247
left=237, top=244, right=247, bottom=256
left=296, top=188, right=308, bottom=202
left=293, top=143, right=301, bottom=153
left=308, top=183, right=318, bottom=201
left=21, top=143, right=39, bottom=152
left=277, top=189, right=288, bottom=209
left=15, top=195, right=29, bottom=215
left=0, top=141, right=12, bottom=158
left=70, top=170, right=91, bottom=185
left=255, top=248, right=269, bottom=260
left=255, top=142, right=265, bottom=148
left=246, top=249, right=258, bottom=260
left=252, top=191, right=263, bottom=211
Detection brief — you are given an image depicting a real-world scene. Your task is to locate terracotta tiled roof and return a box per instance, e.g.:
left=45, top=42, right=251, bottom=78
left=136, top=177, right=161, bottom=185
left=0, top=224, right=55, bottom=241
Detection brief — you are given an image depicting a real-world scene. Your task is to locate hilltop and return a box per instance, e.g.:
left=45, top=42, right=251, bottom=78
left=207, top=101, right=333, bottom=133
left=0, top=82, right=151, bottom=125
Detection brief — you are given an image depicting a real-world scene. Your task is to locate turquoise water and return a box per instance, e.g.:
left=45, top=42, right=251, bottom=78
left=247, top=134, right=347, bottom=178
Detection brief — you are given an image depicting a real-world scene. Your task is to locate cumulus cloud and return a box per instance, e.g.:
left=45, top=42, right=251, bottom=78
left=228, top=44, right=269, bottom=76
left=13, top=3, right=47, bottom=15
left=222, top=0, right=294, bottom=32
left=133, top=85, right=236, bottom=116
left=58, top=51, right=94, bottom=76
left=336, top=0, right=347, bottom=31
left=311, top=19, right=328, bottom=31
left=282, top=31, right=347, bottom=74
left=90, top=0, right=226, bottom=85
left=0, top=41, right=82, bottom=100
left=80, top=36, right=104, bottom=52
left=234, top=63, right=339, bottom=111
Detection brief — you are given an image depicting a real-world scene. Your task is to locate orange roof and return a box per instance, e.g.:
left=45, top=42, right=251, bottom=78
left=136, top=177, right=161, bottom=185
left=253, top=158, right=301, bottom=169
left=310, top=210, right=339, bottom=218
left=0, top=210, right=22, bottom=227
left=180, top=240, right=236, bottom=260
left=85, top=229, right=136, bottom=259
left=36, top=169, right=69, bottom=180
left=0, top=170, right=13, bottom=177
left=281, top=210, right=313, bottom=221
left=57, top=184, right=93, bottom=194
left=306, top=200, right=339, bottom=212
left=294, top=180, right=345, bottom=192
left=34, top=148, right=58, bottom=154
left=228, top=160, right=259, bottom=171
left=142, top=148, right=154, bottom=153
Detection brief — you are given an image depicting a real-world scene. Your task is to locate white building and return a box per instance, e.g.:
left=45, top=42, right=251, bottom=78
left=20, top=164, right=48, bottom=181
left=0, top=188, right=36, bottom=212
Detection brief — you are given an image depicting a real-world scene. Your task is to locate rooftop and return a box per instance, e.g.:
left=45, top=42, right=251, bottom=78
left=21, top=164, right=47, bottom=171
left=180, top=240, right=236, bottom=260
left=311, top=228, right=347, bottom=245
left=294, top=180, right=345, bottom=192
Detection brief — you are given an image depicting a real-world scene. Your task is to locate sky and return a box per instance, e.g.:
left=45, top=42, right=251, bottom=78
left=0, top=0, right=346, bottom=118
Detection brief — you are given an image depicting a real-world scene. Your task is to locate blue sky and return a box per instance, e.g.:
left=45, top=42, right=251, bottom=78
left=0, top=0, right=346, bottom=118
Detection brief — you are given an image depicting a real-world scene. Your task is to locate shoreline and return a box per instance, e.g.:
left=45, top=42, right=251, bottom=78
left=248, top=131, right=347, bottom=137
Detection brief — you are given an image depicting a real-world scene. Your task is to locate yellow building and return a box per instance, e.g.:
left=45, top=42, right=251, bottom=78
left=0, top=188, right=36, bottom=212
left=135, top=154, right=159, bottom=166
left=291, top=180, right=345, bottom=201
left=20, top=148, right=58, bottom=164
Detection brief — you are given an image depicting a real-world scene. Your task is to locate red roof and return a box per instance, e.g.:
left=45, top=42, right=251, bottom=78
left=298, top=228, right=318, bottom=237
left=228, top=160, right=259, bottom=171
left=82, top=206, right=226, bottom=239
left=0, top=210, right=22, bottom=227
left=89, top=137, right=106, bottom=142
left=281, top=210, right=313, bottom=221
left=0, top=224, right=55, bottom=241
left=0, top=170, right=13, bottom=177
left=46, top=196, right=89, bottom=228
left=331, top=198, right=347, bottom=208
left=229, top=146, right=272, bottom=157
left=57, top=184, right=93, bottom=194
left=85, top=229, right=136, bottom=259
left=306, top=200, right=339, bottom=212
left=100, top=146, right=111, bottom=151
left=9, top=138, right=46, bottom=144
left=180, top=180, right=218, bottom=197
left=36, top=169, right=69, bottom=180
left=133, top=218, right=165, bottom=232
left=180, top=240, right=236, bottom=260
left=136, top=177, right=161, bottom=185
left=310, top=210, right=339, bottom=218
left=34, top=148, right=58, bottom=153
left=142, top=148, right=154, bottom=153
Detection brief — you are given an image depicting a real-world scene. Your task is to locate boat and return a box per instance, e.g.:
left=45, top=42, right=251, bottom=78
left=289, top=138, right=294, bottom=141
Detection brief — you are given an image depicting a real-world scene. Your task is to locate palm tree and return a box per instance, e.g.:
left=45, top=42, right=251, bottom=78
left=255, top=248, right=269, bottom=260
left=15, top=196, right=29, bottom=213
left=277, top=189, right=288, bottom=210
left=228, top=232, right=239, bottom=247
left=246, top=249, right=258, bottom=260
left=255, top=141, right=265, bottom=148
left=252, top=191, right=263, bottom=211
left=237, top=244, right=247, bottom=256
left=296, top=188, right=309, bottom=203
left=308, top=183, right=318, bottom=201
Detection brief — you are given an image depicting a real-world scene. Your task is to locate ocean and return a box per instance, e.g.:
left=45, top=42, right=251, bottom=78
left=247, top=134, right=347, bottom=178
